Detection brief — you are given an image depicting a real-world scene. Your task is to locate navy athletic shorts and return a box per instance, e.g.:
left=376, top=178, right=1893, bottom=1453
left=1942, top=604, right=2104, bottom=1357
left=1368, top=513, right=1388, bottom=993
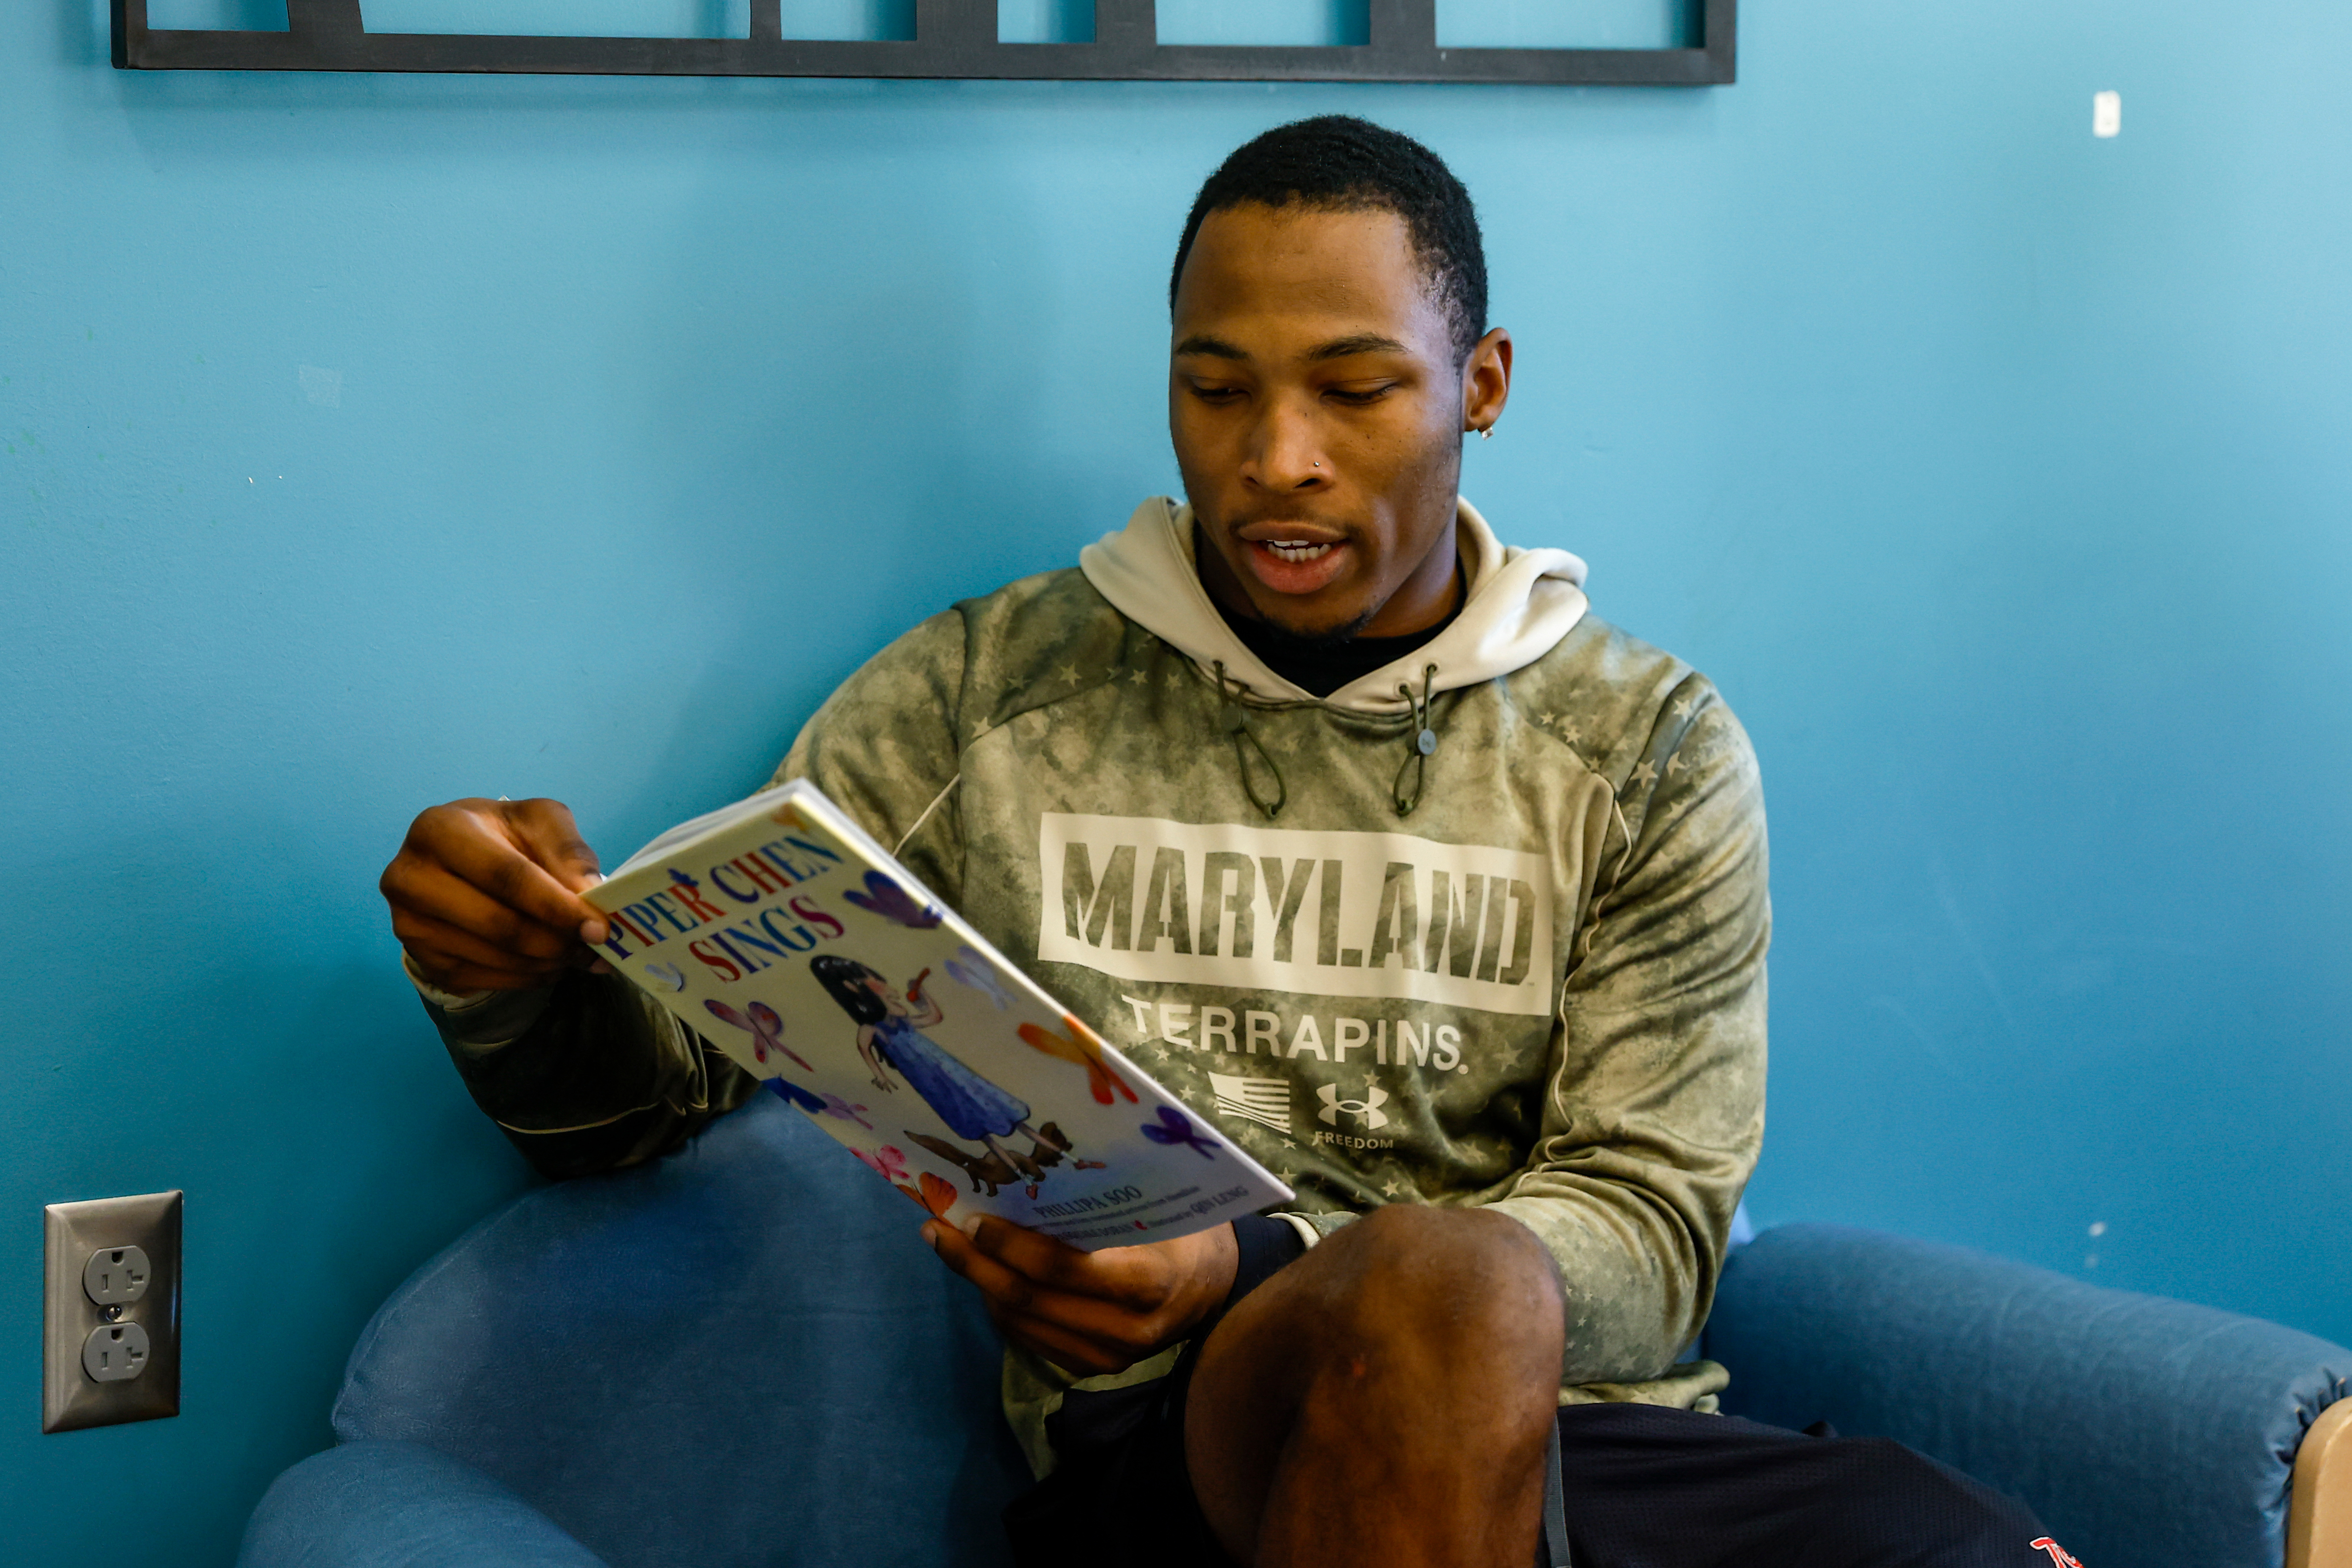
left=1002, top=1218, right=2063, bottom=1568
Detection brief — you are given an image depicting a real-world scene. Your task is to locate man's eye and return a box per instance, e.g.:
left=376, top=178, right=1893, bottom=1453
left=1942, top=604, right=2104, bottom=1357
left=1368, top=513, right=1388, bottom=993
left=1325, top=384, right=1396, bottom=406
left=1187, top=382, right=1245, bottom=403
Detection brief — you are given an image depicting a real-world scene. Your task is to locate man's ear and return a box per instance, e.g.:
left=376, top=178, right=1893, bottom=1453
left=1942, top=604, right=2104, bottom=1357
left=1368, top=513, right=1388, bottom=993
left=1463, top=327, right=1513, bottom=437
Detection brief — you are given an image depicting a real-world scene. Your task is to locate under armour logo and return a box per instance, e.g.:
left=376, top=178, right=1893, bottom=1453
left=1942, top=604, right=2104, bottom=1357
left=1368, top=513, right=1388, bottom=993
left=2029, top=1540, right=2083, bottom=1568
left=1317, top=1081, right=1390, bottom=1129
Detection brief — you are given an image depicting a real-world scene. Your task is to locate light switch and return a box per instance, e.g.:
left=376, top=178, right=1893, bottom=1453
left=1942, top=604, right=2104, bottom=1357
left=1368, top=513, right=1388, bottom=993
left=2093, top=90, right=2122, bottom=138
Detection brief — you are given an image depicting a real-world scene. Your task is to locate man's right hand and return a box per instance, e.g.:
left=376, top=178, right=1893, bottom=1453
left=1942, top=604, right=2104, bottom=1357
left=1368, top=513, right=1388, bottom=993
left=380, top=798, right=611, bottom=993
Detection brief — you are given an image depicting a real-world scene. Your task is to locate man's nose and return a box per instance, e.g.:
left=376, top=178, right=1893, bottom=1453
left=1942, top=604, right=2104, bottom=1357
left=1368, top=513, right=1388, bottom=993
left=1243, top=398, right=1330, bottom=492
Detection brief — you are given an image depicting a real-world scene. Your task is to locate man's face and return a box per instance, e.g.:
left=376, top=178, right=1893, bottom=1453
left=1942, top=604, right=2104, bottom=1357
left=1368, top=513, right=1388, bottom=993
left=1169, top=202, right=1509, bottom=641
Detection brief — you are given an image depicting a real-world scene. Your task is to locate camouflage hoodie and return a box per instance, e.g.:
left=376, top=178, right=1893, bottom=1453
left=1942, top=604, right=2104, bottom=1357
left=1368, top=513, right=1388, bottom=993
left=418, top=495, right=1768, bottom=1466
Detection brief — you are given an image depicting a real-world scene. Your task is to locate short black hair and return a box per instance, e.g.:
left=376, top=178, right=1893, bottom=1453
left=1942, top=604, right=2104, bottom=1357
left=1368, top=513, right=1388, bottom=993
left=1170, top=116, right=1488, bottom=364
left=811, top=954, right=887, bottom=1025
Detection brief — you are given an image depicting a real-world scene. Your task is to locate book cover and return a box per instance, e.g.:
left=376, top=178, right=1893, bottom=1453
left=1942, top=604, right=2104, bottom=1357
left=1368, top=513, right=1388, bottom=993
left=583, top=781, right=1292, bottom=1247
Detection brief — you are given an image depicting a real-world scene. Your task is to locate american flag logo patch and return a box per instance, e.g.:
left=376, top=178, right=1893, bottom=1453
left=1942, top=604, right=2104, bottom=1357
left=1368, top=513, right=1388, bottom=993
left=1208, top=1072, right=1292, bottom=1134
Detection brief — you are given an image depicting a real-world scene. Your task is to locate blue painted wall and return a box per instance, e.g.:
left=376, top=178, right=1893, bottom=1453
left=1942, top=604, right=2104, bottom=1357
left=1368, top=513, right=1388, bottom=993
left=5, top=0, right=2347, bottom=1557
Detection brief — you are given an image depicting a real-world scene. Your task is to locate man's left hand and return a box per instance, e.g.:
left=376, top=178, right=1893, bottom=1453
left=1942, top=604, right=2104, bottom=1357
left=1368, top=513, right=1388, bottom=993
left=923, top=1217, right=1240, bottom=1377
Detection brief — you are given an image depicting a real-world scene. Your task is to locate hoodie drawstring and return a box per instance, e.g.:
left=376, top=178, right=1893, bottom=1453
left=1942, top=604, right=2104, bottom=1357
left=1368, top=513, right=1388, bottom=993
left=1213, top=661, right=1288, bottom=819
left=1393, top=663, right=1441, bottom=817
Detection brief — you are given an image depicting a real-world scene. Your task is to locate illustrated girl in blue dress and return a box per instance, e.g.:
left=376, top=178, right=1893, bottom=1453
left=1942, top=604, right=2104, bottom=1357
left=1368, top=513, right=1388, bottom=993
left=811, top=954, right=1061, bottom=1186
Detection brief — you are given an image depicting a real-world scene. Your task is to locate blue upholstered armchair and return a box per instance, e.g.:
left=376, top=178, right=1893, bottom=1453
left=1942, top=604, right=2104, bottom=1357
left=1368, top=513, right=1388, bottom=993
left=237, top=1095, right=2352, bottom=1568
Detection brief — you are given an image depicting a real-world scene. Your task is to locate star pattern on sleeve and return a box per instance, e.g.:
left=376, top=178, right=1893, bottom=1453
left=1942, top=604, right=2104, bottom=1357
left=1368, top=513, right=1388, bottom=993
left=1629, top=758, right=1659, bottom=790
left=1667, top=694, right=1695, bottom=720
left=1129, top=668, right=1151, bottom=685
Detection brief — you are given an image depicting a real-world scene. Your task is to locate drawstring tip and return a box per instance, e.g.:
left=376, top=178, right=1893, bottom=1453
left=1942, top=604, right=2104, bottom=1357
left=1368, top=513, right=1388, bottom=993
left=1394, top=663, right=1441, bottom=816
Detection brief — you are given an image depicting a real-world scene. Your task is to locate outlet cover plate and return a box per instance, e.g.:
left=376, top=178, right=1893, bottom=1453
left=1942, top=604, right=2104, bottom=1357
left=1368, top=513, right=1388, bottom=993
left=44, top=1191, right=181, bottom=1433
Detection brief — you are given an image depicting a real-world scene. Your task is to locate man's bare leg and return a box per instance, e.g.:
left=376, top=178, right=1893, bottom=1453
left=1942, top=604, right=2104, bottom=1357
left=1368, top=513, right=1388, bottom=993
left=1184, top=1205, right=1568, bottom=1568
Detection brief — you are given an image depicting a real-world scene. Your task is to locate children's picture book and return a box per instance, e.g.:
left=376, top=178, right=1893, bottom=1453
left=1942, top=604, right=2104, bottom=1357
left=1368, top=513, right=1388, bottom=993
left=583, top=781, right=1293, bottom=1248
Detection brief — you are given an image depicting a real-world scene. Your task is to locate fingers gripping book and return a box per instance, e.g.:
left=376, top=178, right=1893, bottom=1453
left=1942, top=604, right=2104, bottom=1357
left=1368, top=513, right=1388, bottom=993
left=584, top=782, right=1291, bottom=1248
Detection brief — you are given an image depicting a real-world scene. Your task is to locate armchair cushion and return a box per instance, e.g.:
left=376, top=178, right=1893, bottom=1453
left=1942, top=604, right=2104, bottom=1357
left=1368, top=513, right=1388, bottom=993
left=325, top=1094, right=1030, bottom=1568
left=238, top=1439, right=608, bottom=1568
left=1706, top=1223, right=2351, bottom=1568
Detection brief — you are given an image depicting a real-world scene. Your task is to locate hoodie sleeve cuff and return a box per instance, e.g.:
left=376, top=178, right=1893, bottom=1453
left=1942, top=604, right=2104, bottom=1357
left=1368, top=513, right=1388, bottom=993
left=401, top=951, right=556, bottom=1056
left=1269, top=1211, right=1337, bottom=1250
left=400, top=949, right=495, bottom=1010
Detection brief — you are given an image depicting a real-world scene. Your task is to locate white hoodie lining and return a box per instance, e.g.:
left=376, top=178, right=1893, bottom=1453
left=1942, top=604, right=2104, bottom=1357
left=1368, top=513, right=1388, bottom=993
left=1078, top=496, right=1591, bottom=716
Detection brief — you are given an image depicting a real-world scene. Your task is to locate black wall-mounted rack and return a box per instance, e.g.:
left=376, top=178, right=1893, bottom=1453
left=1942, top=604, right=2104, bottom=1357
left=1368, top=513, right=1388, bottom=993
left=111, top=0, right=1735, bottom=86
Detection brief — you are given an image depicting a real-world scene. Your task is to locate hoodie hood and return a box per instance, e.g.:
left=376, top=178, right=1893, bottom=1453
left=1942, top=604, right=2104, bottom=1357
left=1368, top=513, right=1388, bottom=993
left=1079, top=495, right=1590, bottom=715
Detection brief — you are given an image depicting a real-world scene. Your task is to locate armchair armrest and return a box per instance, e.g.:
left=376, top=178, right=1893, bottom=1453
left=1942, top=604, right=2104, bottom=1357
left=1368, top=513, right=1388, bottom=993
left=1703, top=1224, right=2349, bottom=1568
left=236, top=1439, right=609, bottom=1568
left=2292, top=1399, right=2352, bottom=1568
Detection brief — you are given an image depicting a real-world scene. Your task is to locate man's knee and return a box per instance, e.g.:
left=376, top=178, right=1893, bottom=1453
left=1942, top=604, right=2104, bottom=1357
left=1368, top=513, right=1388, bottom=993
left=1186, top=1210, right=1566, bottom=1564
left=1298, top=1205, right=1565, bottom=1380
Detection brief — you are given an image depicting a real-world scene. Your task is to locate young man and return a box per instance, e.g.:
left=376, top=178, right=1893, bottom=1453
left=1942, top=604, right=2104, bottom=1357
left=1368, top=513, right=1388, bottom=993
left=381, top=119, right=2056, bottom=1567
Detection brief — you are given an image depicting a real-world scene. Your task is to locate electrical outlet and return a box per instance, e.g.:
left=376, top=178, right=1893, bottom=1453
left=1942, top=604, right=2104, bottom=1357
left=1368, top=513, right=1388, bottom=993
left=43, top=1192, right=181, bottom=1433
left=83, top=1245, right=151, bottom=1305
left=82, top=1321, right=151, bottom=1381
